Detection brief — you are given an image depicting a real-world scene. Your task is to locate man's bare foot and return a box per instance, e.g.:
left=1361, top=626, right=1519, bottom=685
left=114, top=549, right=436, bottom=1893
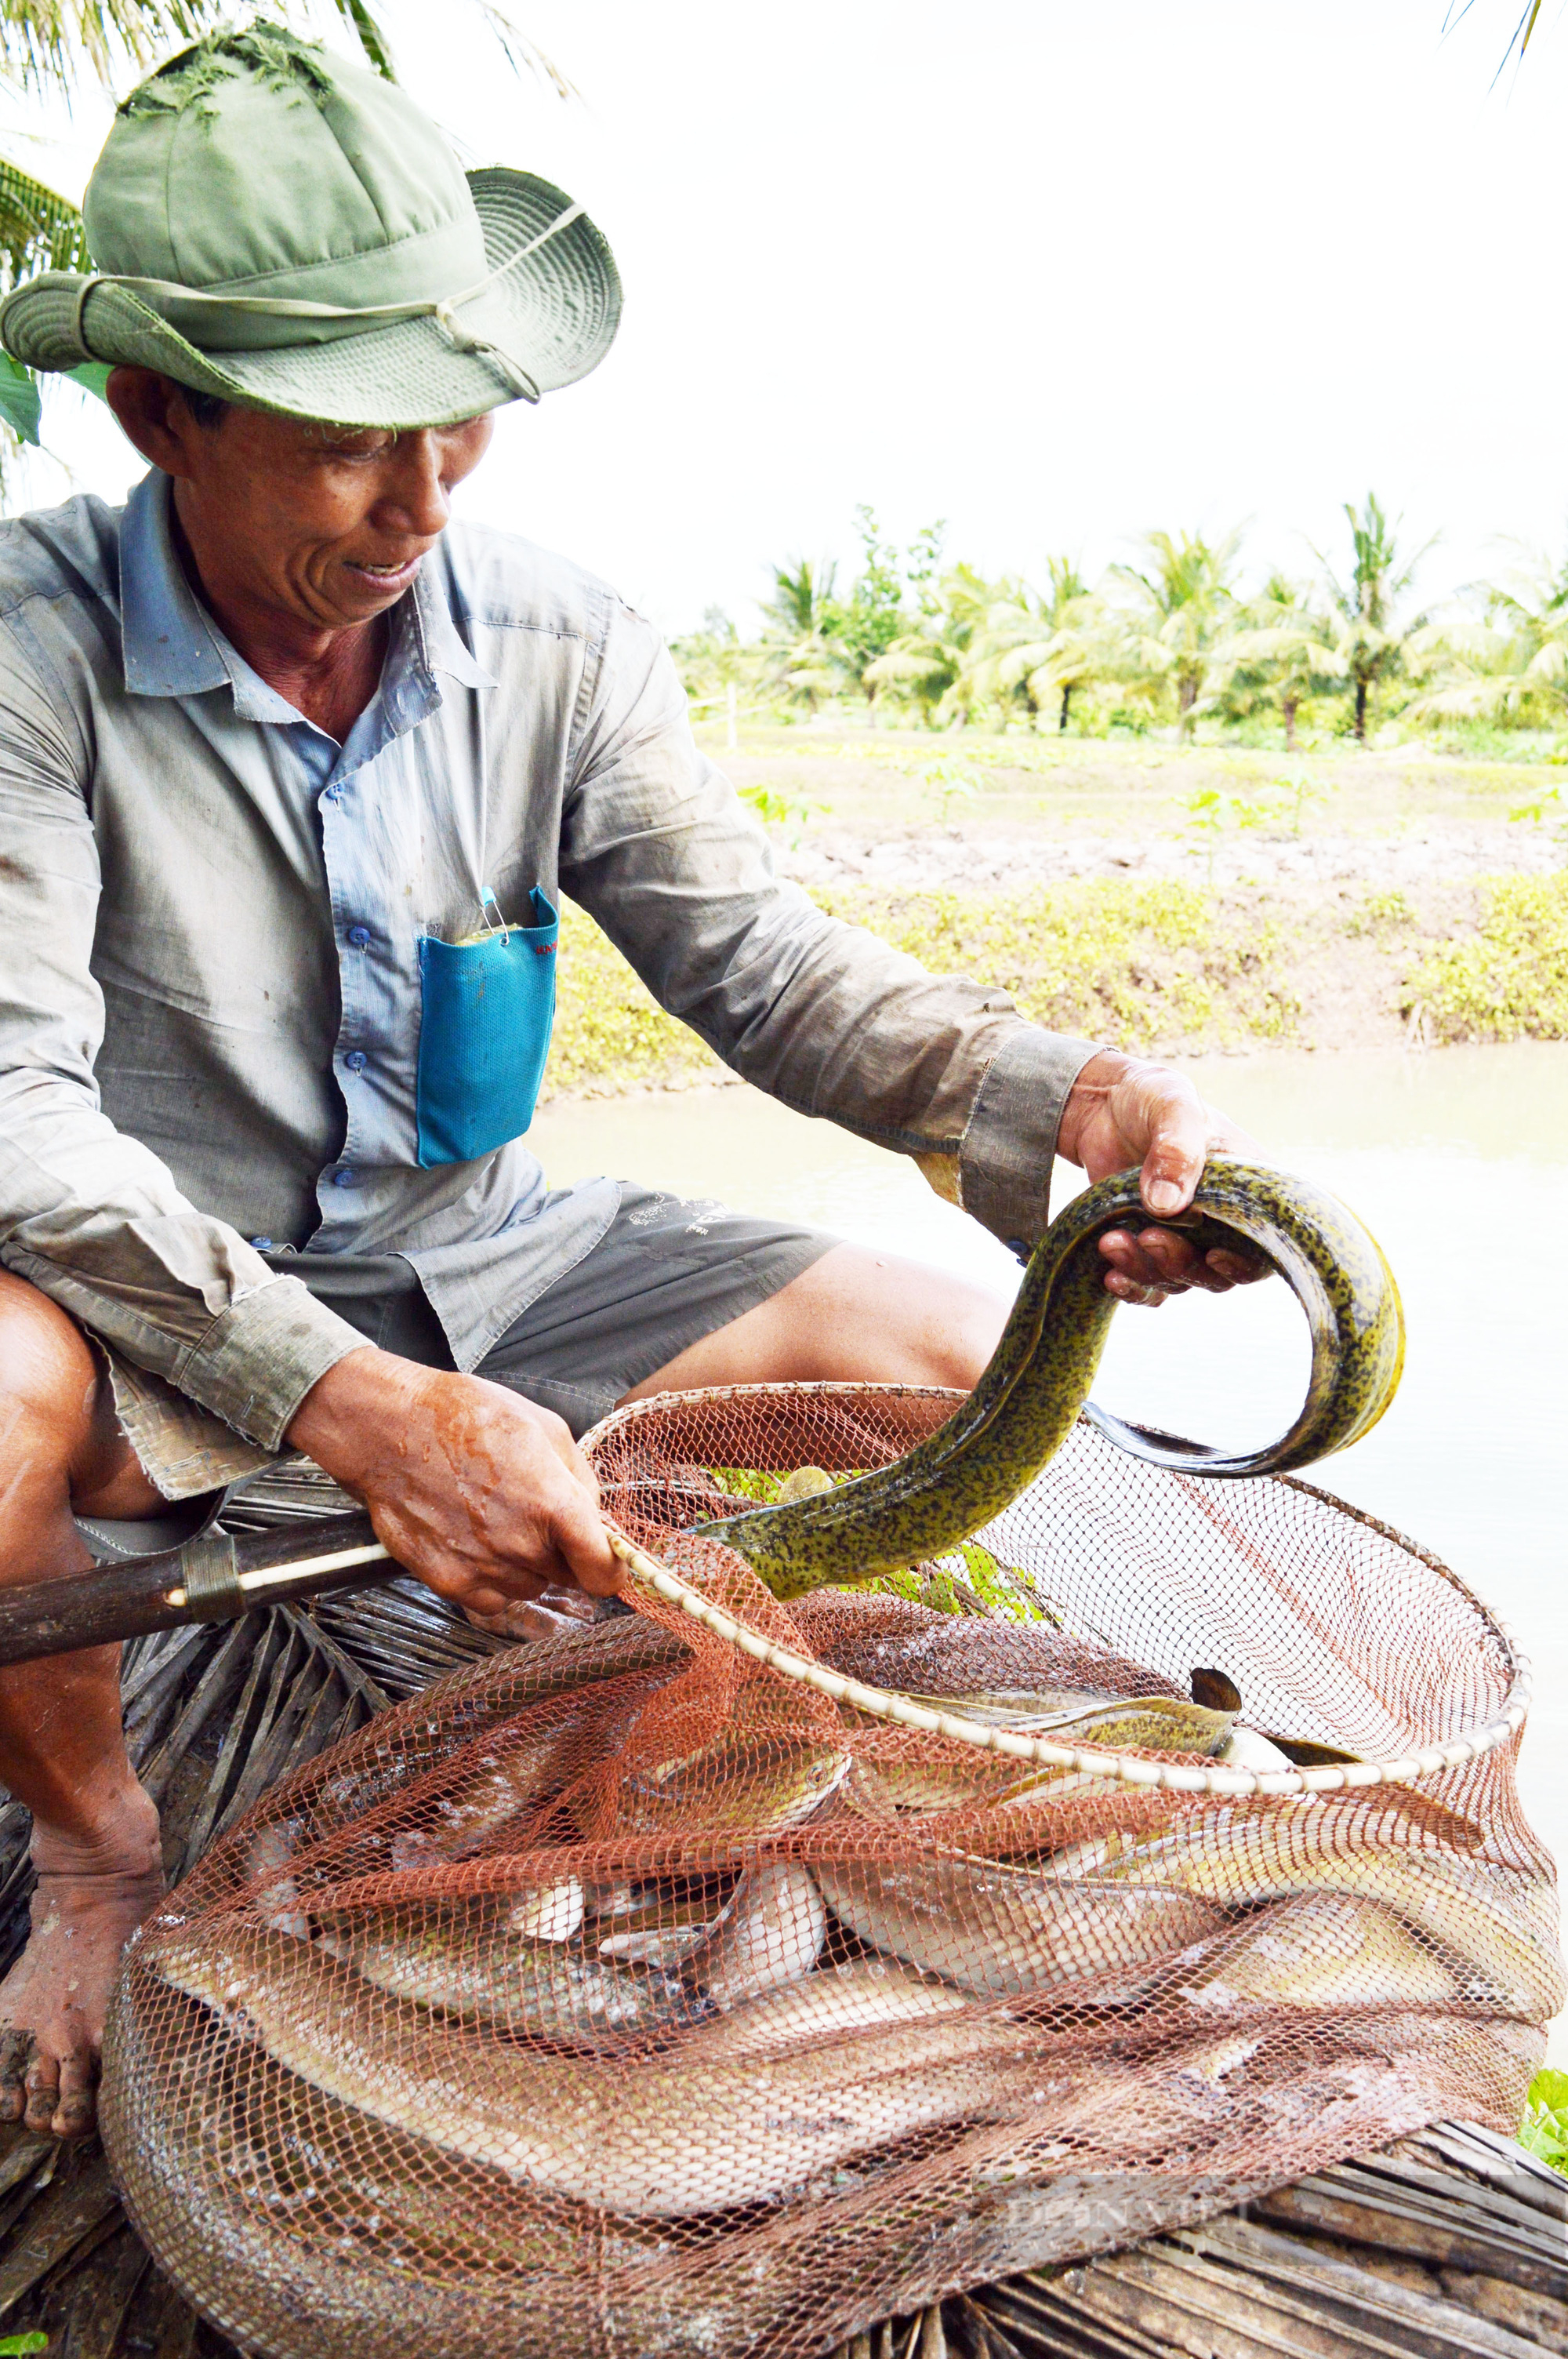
left=0, top=1787, right=162, bottom=2138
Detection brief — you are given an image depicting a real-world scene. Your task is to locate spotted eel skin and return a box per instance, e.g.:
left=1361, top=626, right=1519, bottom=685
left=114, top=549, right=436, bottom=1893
left=697, top=1154, right=1405, bottom=1601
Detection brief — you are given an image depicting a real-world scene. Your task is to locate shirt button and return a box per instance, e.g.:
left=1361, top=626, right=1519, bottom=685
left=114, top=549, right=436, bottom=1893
left=249, top=1235, right=274, bottom=1250
left=332, top=1167, right=358, bottom=1188
left=347, top=925, right=371, bottom=949
left=344, top=1050, right=367, bottom=1074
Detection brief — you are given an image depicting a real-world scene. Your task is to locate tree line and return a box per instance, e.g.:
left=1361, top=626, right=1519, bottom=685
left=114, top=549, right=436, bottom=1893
left=673, top=500, right=1568, bottom=749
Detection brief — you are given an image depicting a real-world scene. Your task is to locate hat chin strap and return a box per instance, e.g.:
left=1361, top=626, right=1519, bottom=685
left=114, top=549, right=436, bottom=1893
left=71, top=200, right=585, bottom=400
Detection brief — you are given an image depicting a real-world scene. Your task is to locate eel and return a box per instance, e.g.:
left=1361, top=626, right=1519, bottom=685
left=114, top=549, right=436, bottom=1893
left=692, top=1154, right=1405, bottom=1598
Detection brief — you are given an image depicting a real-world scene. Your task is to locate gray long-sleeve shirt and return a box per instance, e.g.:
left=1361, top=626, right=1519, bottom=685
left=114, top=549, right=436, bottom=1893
left=0, top=469, right=1096, bottom=1463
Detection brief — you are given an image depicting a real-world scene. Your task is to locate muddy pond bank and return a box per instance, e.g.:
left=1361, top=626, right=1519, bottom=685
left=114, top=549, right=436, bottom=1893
left=543, top=863, right=1568, bottom=1096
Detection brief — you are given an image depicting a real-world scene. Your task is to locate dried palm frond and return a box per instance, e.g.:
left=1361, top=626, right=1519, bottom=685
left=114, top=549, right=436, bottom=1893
left=829, top=2119, right=1568, bottom=2357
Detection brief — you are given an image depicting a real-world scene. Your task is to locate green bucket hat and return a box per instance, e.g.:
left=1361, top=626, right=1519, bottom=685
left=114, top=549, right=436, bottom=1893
left=0, top=23, right=620, bottom=428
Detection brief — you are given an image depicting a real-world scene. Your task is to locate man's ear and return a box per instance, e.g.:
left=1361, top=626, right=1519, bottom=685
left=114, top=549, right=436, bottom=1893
left=104, top=369, right=202, bottom=478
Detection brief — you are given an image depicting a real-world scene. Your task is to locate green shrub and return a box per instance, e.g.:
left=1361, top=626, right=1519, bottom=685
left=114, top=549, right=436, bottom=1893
left=546, top=907, right=721, bottom=1099
left=1347, top=886, right=1414, bottom=938
left=1520, top=2068, right=1568, bottom=2175
left=813, top=879, right=1298, bottom=1049
left=545, top=876, right=1298, bottom=1100
left=1404, top=873, right=1568, bottom=1041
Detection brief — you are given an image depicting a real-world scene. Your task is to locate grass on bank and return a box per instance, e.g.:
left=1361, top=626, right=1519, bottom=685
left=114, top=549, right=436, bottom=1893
left=1406, top=874, right=1568, bottom=1044
left=543, top=869, right=1568, bottom=1099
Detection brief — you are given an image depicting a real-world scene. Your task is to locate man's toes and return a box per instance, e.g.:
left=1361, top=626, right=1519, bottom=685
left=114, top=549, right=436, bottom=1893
left=23, top=2049, right=60, bottom=2135
left=53, top=2042, right=96, bottom=2139
left=0, top=2030, right=30, bottom=2122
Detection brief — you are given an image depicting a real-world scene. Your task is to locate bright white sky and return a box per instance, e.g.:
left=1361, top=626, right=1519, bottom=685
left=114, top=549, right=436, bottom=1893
left=20, top=0, right=1568, bottom=634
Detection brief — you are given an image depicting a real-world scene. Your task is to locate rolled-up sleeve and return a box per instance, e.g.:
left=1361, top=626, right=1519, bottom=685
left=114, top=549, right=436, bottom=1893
left=0, top=619, right=363, bottom=1448
left=561, top=598, right=1101, bottom=1249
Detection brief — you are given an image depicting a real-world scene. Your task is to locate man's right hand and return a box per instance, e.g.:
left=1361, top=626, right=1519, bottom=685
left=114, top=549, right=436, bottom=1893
left=286, top=1349, right=622, bottom=1619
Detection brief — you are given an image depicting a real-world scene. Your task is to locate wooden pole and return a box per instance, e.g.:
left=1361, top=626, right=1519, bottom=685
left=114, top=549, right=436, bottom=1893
left=0, top=1511, right=395, bottom=1667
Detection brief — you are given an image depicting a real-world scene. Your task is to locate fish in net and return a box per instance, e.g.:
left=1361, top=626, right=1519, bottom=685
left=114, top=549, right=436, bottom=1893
left=100, top=1383, right=1559, bottom=2359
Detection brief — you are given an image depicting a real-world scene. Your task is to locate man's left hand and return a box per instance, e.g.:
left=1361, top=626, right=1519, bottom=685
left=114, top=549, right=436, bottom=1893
left=1055, top=1049, right=1269, bottom=1307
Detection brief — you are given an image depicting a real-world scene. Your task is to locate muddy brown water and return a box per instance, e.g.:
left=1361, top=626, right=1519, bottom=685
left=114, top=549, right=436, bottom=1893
left=532, top=1043, right=1568, bottom=2055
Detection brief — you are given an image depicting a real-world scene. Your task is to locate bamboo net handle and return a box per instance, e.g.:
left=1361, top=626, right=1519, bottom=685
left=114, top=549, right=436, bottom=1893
left=604, top=1526, right=1530, bottom=1801
left=207, top=1512, right=1529, bottom=1801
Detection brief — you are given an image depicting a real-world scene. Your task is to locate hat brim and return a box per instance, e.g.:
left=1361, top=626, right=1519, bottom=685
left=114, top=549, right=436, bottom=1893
left=0, top=169, right=620, bottom=428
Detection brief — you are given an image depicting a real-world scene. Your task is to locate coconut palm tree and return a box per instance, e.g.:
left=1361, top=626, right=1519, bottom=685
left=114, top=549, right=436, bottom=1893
left=760, top=557, right=850, bottom=714
left=953, top=560, right=1121, bottom=734
left=858, top=627, right=960, bottom=724
left=1403, top=554, right=1568, bottom=726
left=1214, top=576, right=1348, bottom=751
left=1112, top=528, right=1243, bottom=738
left=862, top=562, right=1002, bottom=725
left=1315, top=493, right=1432, bottom=743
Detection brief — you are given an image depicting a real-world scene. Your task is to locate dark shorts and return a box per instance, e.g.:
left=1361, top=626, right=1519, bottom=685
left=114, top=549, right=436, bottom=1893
left=276, top=1184, right=837, bottom=1440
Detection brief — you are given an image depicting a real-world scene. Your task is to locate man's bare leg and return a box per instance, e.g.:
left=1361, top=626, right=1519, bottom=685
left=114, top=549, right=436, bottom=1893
left=622, top=1241, right=1009, bottom=1400
left=0, top=1273, right=166, bottom=2136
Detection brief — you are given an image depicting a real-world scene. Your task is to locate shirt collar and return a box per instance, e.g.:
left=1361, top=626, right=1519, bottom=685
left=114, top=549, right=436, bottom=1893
left=119, top=470, right=495, bottom=715
left=119, top=471, right=233, bottom=700
left=412, top=557, right=495, bottom=692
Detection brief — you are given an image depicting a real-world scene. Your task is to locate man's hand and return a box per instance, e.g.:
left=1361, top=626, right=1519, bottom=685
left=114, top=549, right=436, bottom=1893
left=287, top=1350, right=622, bottom=1617
left=1056, top=1049, right=1268, bottom=1307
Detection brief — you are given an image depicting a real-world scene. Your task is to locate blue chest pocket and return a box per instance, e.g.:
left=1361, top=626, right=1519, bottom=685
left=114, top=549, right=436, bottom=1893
left=415, top=888, right=558, bottom=1169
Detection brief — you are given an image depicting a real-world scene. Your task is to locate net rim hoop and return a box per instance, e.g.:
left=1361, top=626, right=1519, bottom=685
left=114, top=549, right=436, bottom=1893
left=588, top=1381, right=1530, bottom=1801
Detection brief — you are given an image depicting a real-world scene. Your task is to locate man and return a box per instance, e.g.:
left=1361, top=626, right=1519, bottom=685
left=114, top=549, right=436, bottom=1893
left=0, top=25, right=1260, bottom=2137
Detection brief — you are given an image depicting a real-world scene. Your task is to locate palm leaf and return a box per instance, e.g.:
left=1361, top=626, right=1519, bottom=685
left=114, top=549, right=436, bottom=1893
left=0, top=2, right=565, bottom=105
left=1441, top=0, right=1544, bottom=71
left=0, top=156, right=89, bottom=280
left=0, top=3, right=397, bottom=96
left=0, top=155, right=90, bottom=455
left=330, top=0, right=395, bottom=78
left=0, top=2, right=220, bottom=100
left=468, top=1, right=577, bottom=97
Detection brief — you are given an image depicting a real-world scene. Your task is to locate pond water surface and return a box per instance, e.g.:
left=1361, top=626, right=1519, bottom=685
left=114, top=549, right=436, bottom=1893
left=533, top=1045, right=1568, bottom=2047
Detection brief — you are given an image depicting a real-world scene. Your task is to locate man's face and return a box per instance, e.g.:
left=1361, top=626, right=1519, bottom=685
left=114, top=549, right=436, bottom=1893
left=107, top=371, right=495, bottom=631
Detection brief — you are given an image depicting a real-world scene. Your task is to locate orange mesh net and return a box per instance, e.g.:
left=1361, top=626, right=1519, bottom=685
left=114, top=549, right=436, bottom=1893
left=101, top=1385, right=1561, bottom=2359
